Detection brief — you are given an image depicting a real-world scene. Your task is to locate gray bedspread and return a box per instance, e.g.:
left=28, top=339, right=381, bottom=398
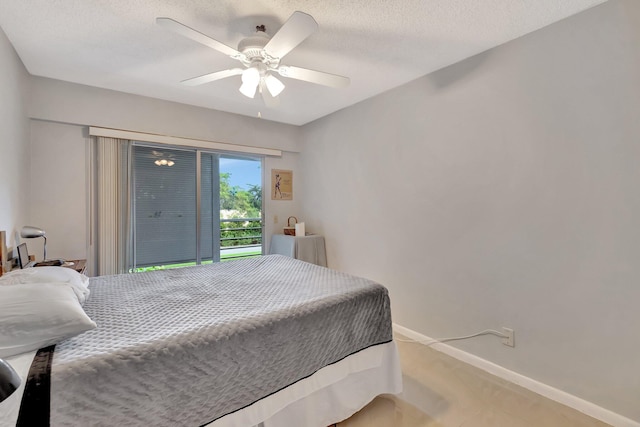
left=49, top=255, right=392, bottom=426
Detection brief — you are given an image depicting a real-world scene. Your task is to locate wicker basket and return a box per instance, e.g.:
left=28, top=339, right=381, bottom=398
left=284, top=216, right=298, bottom=235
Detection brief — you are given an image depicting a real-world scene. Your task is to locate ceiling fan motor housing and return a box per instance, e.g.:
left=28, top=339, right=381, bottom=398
left=237, top=31, right=278, bottom=67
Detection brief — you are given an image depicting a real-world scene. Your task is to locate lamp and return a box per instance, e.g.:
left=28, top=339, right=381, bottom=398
left=20, top=226, right=47, bottom=261
left=0, top=358, right=21, bottom=403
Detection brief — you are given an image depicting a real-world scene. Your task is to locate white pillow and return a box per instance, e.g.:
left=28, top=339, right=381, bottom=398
left=0, top=282, right=96, bottom=358
left=0, top=266, right=90, bottom=304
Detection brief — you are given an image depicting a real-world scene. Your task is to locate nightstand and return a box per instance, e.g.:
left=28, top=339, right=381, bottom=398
left=63, top=259, right=87, bottom=274
left=269, top=234, right=327, bottom=267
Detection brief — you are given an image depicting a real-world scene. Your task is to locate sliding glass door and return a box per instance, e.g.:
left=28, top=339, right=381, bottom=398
left=130, top=144, right=262, bottom=271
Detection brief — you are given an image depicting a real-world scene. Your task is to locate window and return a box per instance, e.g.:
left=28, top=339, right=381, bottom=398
left=130, top=144, right=262, bottom=271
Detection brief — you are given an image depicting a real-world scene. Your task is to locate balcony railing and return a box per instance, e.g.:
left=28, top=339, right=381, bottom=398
left=134, top=218, right=262, bottom=271
left=220, top=217, right=262, bottom=261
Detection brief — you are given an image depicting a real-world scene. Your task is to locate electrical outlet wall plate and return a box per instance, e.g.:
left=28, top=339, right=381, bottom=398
left=502, top=327, right=515, bottom=347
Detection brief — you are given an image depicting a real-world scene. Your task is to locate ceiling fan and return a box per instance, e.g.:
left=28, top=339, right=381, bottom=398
left=157, top=11, right=350, bottom=108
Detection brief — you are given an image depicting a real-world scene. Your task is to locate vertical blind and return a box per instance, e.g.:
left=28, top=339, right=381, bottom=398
left=96, top=137, right=130, bottom=276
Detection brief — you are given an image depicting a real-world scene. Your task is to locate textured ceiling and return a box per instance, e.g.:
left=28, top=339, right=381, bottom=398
left=0, top=0, right=607, bottom=125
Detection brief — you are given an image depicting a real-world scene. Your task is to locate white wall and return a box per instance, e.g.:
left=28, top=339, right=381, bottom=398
left=28, top=121, right=88, bottom=261
left=27, top=79, right=302, bottom=269
left=299, top=0, right=640, bottom=422
left=0, top=26, right=30, bottom=253
left=29, top=77, right=301, bottom=153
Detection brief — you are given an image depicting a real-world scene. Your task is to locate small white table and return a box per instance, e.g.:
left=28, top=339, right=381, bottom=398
left=269, top=234, right=327, bottom=267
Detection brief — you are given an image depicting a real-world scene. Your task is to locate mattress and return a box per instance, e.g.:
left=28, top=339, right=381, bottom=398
left=4, top=255, right=397, bottom=426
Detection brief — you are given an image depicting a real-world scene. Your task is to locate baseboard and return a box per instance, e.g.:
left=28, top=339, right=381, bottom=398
left=392, top=323, right=639, bottom=427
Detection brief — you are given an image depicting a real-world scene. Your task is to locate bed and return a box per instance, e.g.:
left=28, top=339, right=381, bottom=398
left=0, top=254, right=402, bottom=427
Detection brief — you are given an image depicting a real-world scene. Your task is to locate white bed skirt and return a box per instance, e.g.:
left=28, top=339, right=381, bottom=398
left=1, top=341, right=402, bottom=427
left=209, top=341, right=403, bottom=427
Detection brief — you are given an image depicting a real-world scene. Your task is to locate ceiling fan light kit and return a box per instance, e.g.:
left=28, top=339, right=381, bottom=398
left=239, top=67, right=261, bottom=98
left=157, top=11, right=350, bottom=107
left=264, top=74, right=285, bottom=97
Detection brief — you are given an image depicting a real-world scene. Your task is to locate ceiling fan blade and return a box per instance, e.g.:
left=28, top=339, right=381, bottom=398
left=263, top=11, right=318, bottom=59
left=277, top=65, right=350, bottom=88
left=260, top=80, right=280, bottom=108
left=181, top=68, right=244, bottom=86
left=157, top=17, right=245, bottom=60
